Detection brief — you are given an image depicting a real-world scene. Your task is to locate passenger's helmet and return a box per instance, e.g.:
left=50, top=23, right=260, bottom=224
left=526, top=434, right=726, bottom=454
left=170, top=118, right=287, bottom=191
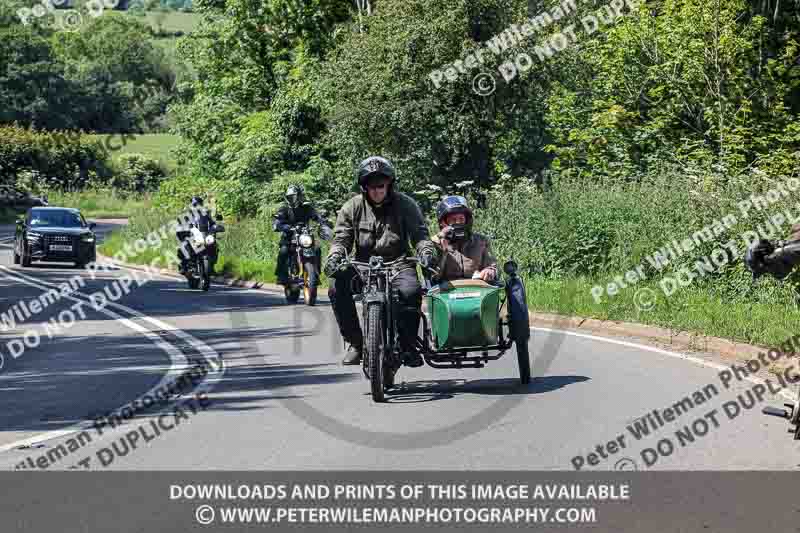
left=436, top=195, right=473, bottom=228
left=190, top=196, right=204, bottom=207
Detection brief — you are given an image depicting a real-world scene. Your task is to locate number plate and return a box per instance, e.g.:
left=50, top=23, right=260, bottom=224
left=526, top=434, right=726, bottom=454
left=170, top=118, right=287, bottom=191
left=50, top=245, right=73, bottom=252
left=302, top=248, right=316, bottom=257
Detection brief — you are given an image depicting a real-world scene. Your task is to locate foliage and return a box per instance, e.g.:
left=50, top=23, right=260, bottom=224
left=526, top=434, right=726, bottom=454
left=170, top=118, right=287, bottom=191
left=111, top=153, right=167, bottom=192
left=0, top=125, right=111, bottom=190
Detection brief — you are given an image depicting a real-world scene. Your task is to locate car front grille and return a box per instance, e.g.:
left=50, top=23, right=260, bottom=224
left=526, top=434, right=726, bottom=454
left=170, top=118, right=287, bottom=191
left=43, top=234, right=77, bottom=257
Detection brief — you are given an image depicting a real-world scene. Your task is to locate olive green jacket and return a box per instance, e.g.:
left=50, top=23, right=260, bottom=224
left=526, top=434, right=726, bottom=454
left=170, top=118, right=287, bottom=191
left=328, top=192, right=436, bottom=262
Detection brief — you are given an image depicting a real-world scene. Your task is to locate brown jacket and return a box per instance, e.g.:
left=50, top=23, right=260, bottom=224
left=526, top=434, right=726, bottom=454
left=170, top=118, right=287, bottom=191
left=432, top=232, right=497, bottom=281
left=329, top=191, right=436, bottom=262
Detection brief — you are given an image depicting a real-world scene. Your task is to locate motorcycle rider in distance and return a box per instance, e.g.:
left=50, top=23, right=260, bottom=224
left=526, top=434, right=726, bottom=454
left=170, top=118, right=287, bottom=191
left=323, top=156, right=438, bottom=366
left=273, top=184, right=333, bottom=286
left=745, top=224, right=800, bottom=280
left=431, top=195, right=498, bottom=282
left=176, top=196, right=219, bottom=275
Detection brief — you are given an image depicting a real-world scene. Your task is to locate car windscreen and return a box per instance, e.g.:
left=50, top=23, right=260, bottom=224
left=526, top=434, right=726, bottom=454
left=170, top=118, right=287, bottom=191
left=29, top=211, right=83, bottom=228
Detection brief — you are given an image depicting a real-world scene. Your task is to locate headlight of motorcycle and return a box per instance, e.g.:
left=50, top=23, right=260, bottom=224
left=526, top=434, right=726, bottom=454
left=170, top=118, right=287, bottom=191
left=205, top=235, right=216, bottom=246
left=299, top=234, right=313, bottom=248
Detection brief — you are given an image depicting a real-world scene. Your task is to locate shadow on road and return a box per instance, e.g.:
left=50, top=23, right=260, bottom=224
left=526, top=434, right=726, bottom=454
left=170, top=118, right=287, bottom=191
left=384, top=375, right=589, bottom=404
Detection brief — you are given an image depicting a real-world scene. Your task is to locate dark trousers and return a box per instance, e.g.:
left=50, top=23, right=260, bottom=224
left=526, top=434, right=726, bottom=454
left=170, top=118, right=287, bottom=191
left=328, top=267, right=421, bottom=351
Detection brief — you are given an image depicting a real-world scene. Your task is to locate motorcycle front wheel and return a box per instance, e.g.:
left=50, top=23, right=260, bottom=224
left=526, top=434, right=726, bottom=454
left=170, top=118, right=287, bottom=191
left=303, top=262, right=318, bottom=306
left=366, top=302, right=387, bottom=403
left=201, top=256, right=211, bottom=291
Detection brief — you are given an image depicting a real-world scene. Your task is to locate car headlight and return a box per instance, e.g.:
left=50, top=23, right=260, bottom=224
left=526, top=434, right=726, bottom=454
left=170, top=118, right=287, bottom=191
left=205, top=235, right=215, bottom=246
left=27, top=232, right=42, bottom=240
left=81, top=234, right=95, bottom=243
left=299, top=234, right=313, bottom=248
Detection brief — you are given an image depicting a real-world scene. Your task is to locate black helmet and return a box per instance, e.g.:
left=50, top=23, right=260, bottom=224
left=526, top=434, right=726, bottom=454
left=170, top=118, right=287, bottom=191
left=356, top=156, right=396, bottom=192
left=285, top=184, right=305, bottom=208
left=744, top=239, right=774, bottom=279
left=190, top=196, right=204, bottom=207
left=436, top=195, right=473, bottom=228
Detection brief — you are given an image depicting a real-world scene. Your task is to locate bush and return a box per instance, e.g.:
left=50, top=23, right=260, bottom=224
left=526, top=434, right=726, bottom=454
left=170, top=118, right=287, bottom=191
left=111, top=153, right=166, bottom=192
left=0, top=125, right=112, bottom=189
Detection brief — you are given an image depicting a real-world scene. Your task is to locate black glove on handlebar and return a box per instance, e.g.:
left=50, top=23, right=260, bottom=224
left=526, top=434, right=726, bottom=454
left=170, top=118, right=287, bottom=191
left=324, top=254, right=346, bottom=278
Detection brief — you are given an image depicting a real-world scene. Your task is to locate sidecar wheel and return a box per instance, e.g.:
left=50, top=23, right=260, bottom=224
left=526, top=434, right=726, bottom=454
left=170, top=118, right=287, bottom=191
left=516, top=339, right=531, bottom=385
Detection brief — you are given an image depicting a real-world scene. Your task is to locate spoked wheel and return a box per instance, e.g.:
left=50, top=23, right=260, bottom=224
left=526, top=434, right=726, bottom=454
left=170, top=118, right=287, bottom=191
left=201, top=256, right=211, bottom=291
left=366, top=302, right=386, bottom=403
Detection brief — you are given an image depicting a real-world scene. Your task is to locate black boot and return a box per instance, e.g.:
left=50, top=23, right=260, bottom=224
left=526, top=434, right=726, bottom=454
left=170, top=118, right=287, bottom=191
left=402, top=351, right=424, bottom=368
left=342, top=343, right=362, bottom=365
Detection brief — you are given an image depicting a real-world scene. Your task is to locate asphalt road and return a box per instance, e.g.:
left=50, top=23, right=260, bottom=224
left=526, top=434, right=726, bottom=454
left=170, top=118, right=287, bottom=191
left=0, top=221, right=798, bottom=471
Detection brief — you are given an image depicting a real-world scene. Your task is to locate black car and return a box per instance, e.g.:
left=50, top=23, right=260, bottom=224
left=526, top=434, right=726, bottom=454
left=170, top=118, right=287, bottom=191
left=14, top=207, right=97, bottom=268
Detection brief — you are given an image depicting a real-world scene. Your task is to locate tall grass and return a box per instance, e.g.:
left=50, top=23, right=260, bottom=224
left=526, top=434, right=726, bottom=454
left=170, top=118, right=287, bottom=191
left=479, top=172, right=800, bottom=347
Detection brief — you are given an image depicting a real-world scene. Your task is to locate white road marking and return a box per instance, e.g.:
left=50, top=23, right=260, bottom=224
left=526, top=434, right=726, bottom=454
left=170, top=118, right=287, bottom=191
left=533, top=326, right=797, bottom=402
left=0, top=265, right=223, bottom=455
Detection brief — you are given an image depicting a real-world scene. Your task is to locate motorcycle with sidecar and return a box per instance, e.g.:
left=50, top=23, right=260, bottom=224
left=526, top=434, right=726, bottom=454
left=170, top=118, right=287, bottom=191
left=341, top=254, right=532, bottom=403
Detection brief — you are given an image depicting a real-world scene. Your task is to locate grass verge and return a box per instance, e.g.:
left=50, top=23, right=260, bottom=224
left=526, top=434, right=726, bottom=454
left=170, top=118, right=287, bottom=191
left=524, top=275, right=800, bottom=349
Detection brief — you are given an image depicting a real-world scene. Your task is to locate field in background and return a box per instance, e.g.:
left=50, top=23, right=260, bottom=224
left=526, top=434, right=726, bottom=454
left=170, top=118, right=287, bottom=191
left=87, top=133, right=180, bottom=172
left=46, top=189, right=151, bottom=219
left=140, top=11, right=201, bottom=33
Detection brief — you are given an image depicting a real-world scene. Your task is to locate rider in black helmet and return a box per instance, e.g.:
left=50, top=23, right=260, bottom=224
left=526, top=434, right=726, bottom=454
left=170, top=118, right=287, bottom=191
left=323, top=156, right=438, bottom=366
left=273, top=184, right=332, bottom=285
